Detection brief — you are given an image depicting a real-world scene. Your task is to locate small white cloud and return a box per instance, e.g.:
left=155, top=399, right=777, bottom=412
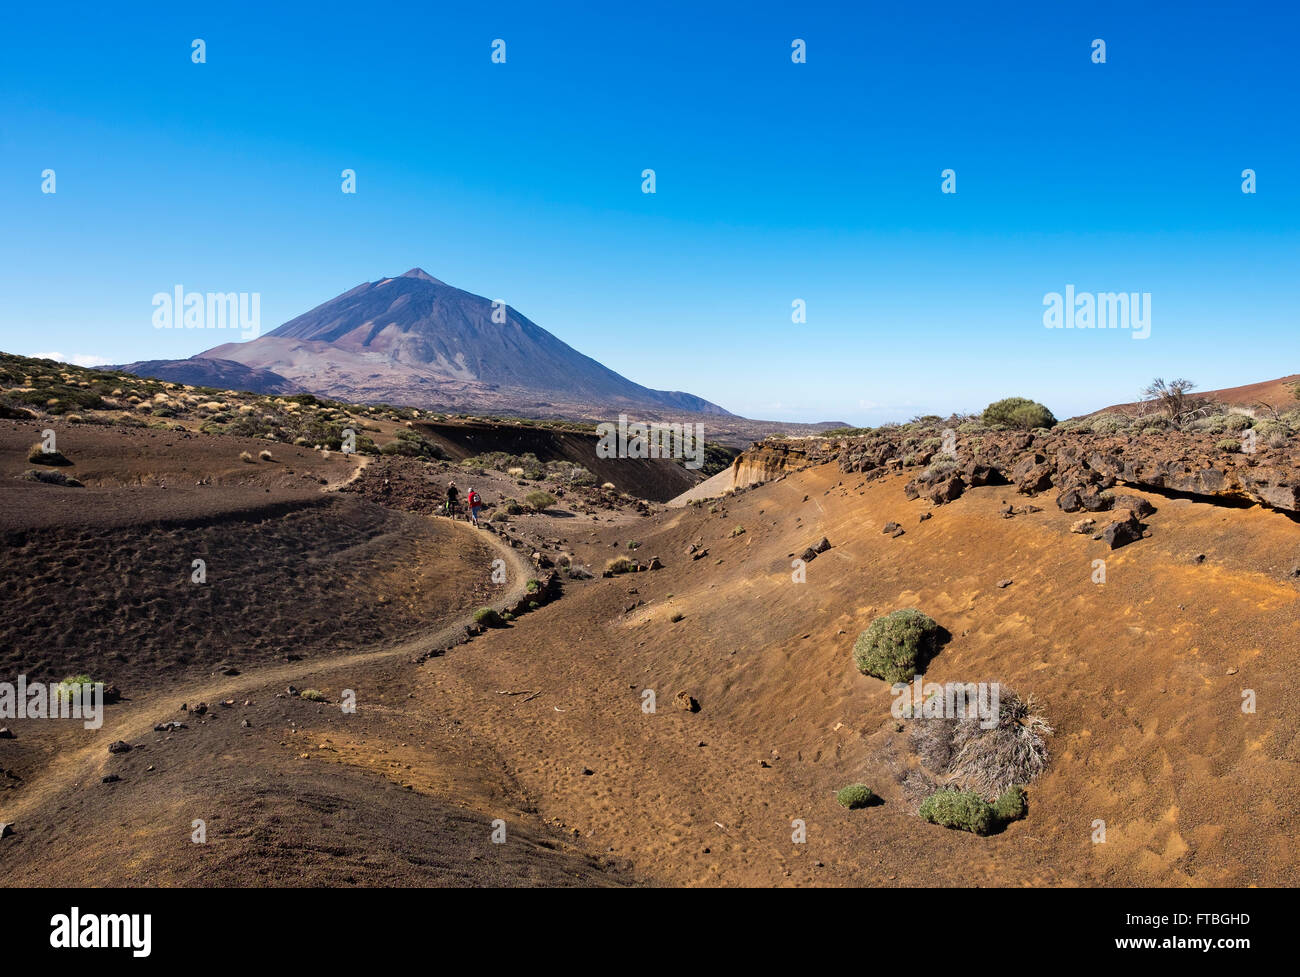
left=34, top=352, right=111, bottom=368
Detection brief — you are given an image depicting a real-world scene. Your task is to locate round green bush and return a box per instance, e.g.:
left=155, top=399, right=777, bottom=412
left=992, top=784, right=1028, bottom=823
left=919, top=789, right=994, bottom=835
left=524, top=491, right=556, bottom=512
left=473, top=607, right=504, bottom=628
left=981, top=397, right=1057, bottom=431
left=835, top=784, right=876, bottom=809
left=853, top=609, right=944, bottom=683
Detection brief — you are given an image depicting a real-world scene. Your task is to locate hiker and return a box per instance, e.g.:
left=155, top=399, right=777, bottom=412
left=467, top=488, right=482, bottom=527
left=445, top=481, right=459, bottom=518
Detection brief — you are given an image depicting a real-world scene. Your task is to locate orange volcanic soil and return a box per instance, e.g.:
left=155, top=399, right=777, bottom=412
left=2, top=419, right=1298, bottom=886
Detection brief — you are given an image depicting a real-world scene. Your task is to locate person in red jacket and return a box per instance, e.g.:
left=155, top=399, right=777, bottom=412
left=467, top=488, right=482, bottom=527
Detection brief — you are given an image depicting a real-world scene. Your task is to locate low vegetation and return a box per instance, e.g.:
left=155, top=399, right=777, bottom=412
left=981, top=397, right=1057, bottom=431
left=919, top=789, right=995, bottom=834
left=909, top=686, right=1053, bottom=800
left=28, top=443, right=71, bottom=465
left=853, top=609, right=945, bottom=683
left=919, top=784, right=1029, bottom=835
left=524, top=491, right=556, bottom=513
left=835, top=784, right=877, bottom=809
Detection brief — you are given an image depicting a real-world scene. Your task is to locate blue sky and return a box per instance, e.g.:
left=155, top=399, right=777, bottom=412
left=1, top=1, right=1296, bottom=423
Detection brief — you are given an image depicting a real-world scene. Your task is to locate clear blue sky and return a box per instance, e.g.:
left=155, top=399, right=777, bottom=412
left=2, top=1, right=1296, bottom=423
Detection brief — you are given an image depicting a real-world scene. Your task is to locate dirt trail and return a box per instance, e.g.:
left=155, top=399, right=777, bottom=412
left=322, top=452, right=371, bottom=491
left=1, top=515, right=532, bottom=828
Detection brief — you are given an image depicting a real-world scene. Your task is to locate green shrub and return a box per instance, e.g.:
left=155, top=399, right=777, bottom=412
left=1190, top=415, right=1227, bottom=434
left=524, top=491, right=556, bottom=513
left=922, top=457, right=957, bottom=481
left=299, top=689, right=327, bottom=702
left=835, top=784, right=877, bottom=809
left=919, top=789, right=995, bottom=835
left=55, top=674, right=96, bottom=703
left=992, top=784, right=1028, bottom=823
left=473, top=607, right=504, bottom=628
left=605, top=556, right=636, bottom=575
left=1223, top=413, right=1253, bottom=431
left=981, top=397, right=1056, bottom=430
left=28, top=443, right=70, bottom=465
left=1090, top=413, right=1131, bottom=434
left=853, top=609, right=944, bottom=683
left=1216, top=438, right=1242, bottom=453
left=1134, top=414, right=1170, bottom=431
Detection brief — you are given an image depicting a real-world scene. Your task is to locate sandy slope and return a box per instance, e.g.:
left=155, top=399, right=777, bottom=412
left=4, top=436, right=1297, bottom=887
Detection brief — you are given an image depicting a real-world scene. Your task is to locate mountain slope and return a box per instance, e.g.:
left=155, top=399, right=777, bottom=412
left=197, top=268, right=731, bottom=418
left=1088, top=374, right=1300, bottom=417
left=114, top=357, right=299, bottom=395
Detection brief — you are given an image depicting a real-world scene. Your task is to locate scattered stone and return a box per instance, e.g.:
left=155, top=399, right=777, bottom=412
left=1101, top=514, right=1144, bottom=549
left=0, top=823, right=13, bottom=839
left=580, top=767, right=594, bottom=776
left=996, top=579, right=1013, bottom=589
left=1080, top=491, right=1114, bottom=513
left=891, top=527, right=905, bottom=538
left=926, top=476, right=965, bottom=505
left=1226, top=667, right=1238, bottom=676
left=1070, top=518, right=1096, bottom=534
left=153, top=721, right=186, bottom=732
left=101, top=774, right=121, bottom=784
left=882, top=522, right=900, bottom=534
left=675, top=692, right=700, bottom=713
left=107, top=740, right=131, bottom=755
left=1056, top=490, right=1083, bottom=513
left=241, top=719, right=251, bottom=728
left=918, top=512, right=932, bottom=522
left=0, top=728, right=13, bottom=739
left=647, top=557, right=663, bottom=570
left=1194, top=554, right=1208, bottom=564
left=1112, top=494, right=1156, bottom=518
left=192, top=702, right=208, bottom=716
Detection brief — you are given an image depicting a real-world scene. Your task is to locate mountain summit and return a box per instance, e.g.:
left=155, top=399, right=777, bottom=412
left=194, top=270, right=729, bottom=417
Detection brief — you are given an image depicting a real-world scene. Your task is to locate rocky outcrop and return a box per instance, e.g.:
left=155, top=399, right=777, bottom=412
left=762, top=427, right=1300, bottom=516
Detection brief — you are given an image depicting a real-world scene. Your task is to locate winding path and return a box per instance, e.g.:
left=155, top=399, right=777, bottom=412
left=1, top=514, right=533, bottom=826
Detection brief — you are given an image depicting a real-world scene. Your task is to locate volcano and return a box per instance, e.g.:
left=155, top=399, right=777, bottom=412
left=181, top=268, right=730, bottom=418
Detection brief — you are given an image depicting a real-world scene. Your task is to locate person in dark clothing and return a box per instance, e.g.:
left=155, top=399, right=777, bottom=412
left=444, top=481, right=459, bottom=518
